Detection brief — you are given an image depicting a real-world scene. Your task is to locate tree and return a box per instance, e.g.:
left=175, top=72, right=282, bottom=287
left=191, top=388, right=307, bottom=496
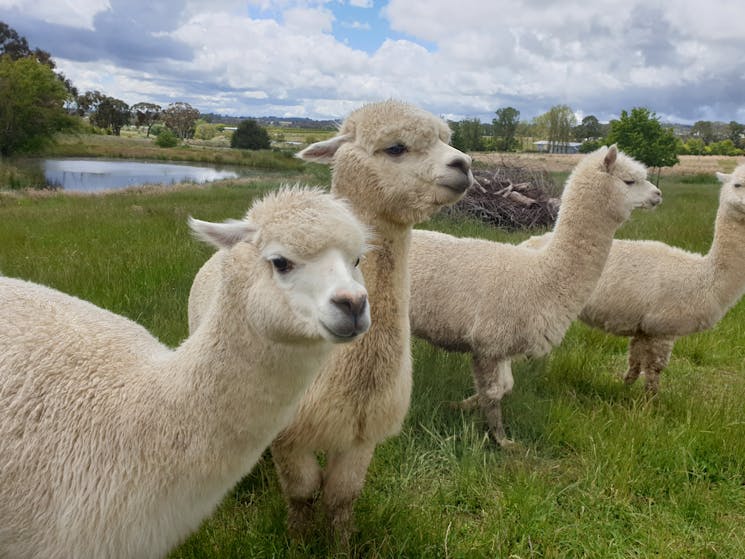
left=1, top=21, right=52, bottom=66
left=90, top=96, right=130, bottom=135
left=449, top=118, right=484, bottom=152
left=574, top=115, right=602, bottom=142
left=162, top=102, right=200, bottom=140
left=728, top=121, right=745, bottom=149
left=545, top=104, right=576, bottom=153
left=131, top=102, right=161, bottom=137
left=691, top=120, right=716, bottom=144
left=606, top=107, right=678, bottom=184
left=0, top=55, right=74, bottom=155
left=492, top=107, right=520, bottom=151
left=74, top=90, right=106, bottom=117
left=1, top=21, right=77, bottom=102
left=230, top=119, right=271, bottom=150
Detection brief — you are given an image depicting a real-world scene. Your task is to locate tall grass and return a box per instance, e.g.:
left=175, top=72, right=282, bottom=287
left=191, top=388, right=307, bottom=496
left=1, top=173, right=743, bottom=558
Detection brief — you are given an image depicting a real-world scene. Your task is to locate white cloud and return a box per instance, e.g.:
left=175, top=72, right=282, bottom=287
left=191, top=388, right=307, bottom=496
left=6, top=0, right=745, bottom=122
left=0, top=0, right=110, bottom=29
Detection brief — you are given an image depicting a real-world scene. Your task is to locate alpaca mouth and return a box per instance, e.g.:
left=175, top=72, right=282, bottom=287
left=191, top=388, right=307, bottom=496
left=320, top=321, right=365, bottom=343
left=438, top=176, right=472, bottom=194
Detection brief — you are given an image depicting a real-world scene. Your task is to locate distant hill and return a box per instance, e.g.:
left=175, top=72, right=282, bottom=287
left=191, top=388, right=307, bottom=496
left=201, top=113, right=338, bottom=130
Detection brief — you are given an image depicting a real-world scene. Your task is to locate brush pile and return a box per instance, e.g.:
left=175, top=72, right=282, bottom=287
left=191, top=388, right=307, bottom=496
left=445, top=162, right=561, bottom=230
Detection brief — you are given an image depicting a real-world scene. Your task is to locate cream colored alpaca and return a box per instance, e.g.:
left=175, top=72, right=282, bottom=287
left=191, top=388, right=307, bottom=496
left=521, top=164, right=745, bottom=393
left=409, top=146, right=662, bottom=445
left=0, top=187, right=371, bottom=559
left=189, top=100, right=473, bottom=540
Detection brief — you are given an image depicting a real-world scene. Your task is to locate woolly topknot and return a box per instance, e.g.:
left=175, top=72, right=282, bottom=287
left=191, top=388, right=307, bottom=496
left=246, top=185, right=373, bottom=259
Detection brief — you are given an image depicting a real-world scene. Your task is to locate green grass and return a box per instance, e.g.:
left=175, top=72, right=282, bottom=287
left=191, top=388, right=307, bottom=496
left=1, top=173, right=744, bottom=558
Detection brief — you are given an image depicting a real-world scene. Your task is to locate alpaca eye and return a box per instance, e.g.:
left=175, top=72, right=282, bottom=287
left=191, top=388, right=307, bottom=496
left=734, top=183, right=743, bottom=188
left=270, top=257, right=294, bottom=274
left=354, top=257, right=361, bottom=267
left=623, top=180, right=635, bottom=186
left=384, top=143, right=407, bottom=156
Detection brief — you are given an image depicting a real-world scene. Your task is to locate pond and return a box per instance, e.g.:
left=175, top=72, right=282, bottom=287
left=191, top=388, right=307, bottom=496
left=39, top=159, right=244, bottom=192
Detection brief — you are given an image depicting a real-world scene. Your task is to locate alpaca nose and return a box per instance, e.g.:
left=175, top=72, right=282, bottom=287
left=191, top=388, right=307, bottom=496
left=332, top=292, right=368, bottom=321
left=447, top=155, right=471, bottom=176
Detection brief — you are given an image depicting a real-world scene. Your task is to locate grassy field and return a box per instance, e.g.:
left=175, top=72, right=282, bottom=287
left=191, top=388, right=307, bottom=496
left=1, top=169, right=744, bottom=558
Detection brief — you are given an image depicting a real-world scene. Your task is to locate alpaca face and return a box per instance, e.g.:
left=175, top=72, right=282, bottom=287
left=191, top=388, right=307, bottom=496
left=258, top=242, right=370, bottom=343
left=297, top=100, right=474, bottom=226
left=189, top=188, right=371, bottom=344
left=605, top=147, right=663, bottom=213
left=717, top=165, right=745, bottom=217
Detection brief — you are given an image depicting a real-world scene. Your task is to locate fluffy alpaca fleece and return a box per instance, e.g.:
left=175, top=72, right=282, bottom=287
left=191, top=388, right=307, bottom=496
left=0, top=187, right=371, bottom=559
left=188, top=100, right=473, bottom=540
left=409, top=146, right=662, bottom=445
left=521, top=164, right=745, bottom=392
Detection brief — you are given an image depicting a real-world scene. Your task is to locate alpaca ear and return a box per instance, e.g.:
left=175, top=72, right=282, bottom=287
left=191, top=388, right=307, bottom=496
left=603, top=144, right=618, bottom=170
left=188, top=217, right=257, bottom=249
left=296, top=134, right=353, bottom=163
left=716, top=172, right=731, bottom=184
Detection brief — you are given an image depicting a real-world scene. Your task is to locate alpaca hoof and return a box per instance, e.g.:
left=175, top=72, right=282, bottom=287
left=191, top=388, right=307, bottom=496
left=450, top=394, right=480, bottom=411
left=495, top=435, right=515, bottom=448
left=286, top=498, right=316, bottom=540
left=622, top=371, right=640, bottom=385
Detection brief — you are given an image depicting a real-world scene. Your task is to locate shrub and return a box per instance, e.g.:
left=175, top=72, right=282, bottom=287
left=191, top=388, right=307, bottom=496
left=155, top=129, right=179, bottom=148
left=230, top=119, right=271, bottom=150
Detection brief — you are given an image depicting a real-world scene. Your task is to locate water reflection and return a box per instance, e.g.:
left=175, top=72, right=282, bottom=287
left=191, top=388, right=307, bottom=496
left=43, top=159, right=240, bottom=192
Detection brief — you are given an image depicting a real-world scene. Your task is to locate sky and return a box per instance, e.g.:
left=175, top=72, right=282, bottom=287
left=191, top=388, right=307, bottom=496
left=2, top=0, right=745, bottom=124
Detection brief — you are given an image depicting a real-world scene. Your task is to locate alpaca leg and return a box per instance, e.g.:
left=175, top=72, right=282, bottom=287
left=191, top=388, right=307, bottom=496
left=623, top=336, right=644, bottom=385
left=321, top=443, right=375, bottom=544
left=643, top=337, right=675, bottom=395
left=271, top=443, right=322, bottom=538
left=473, top=356, right=514, bottom=446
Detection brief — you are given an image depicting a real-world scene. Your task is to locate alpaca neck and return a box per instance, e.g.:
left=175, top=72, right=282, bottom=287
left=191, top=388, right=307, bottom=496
left=541, top=175, right=624, bottom=305
left=707, top=206, right=745, bottom=307
left=332, top=215, right=411, bottom=388
left=164, top=294, right=326, bottom=459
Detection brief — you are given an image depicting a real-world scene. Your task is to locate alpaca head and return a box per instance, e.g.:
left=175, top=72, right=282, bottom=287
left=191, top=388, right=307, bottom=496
left=189, top=187, right=372, bottom=344
left=569, top=145, right=662, bottom=222
left=716, top=164, right=745, bottom=220
left=297, top=100, right=474, bottom=226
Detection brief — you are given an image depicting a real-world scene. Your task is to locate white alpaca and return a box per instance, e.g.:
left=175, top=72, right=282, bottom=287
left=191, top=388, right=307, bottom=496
left=520, top=164, right=745, bottom=393
left=409, top=146, right=662, bottom=445
left=0, top=187, right=371, bottom=559
left=189, top=100, right=473, bottom=539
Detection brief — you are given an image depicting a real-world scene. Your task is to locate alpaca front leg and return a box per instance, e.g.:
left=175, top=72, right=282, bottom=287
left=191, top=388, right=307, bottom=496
left=623, top=336, right=643, bottom=385
left=271, top=443, right=322, bottom=539
left=473, top=356, right=514, bottom=446
left=643, top=337, right=675, bottom=395
left=321, top=443, right=375, bottom=544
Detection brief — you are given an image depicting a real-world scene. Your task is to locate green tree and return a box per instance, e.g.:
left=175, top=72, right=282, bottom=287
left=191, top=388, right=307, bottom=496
left=1, top=21, right=77, bottom=102
left=230, top=119, right=271, bottom=150
left=691, top=120, right=716, bottom=144
left=492, top=107, right=520, bottom=151
left=574, top=115, right=602, bottom=141
left=727, top=121, right=744, bottom=149
left=606, top=107, right=679, bottom=184
left=546, top=104, right=576, bottom=153
left=0, top=55, right=74, bottom=155
left=162, top=102, right=200, bottom=140
left=131, top=102, right=161, bottom=137
left=90, top=96, right=130, bottom=135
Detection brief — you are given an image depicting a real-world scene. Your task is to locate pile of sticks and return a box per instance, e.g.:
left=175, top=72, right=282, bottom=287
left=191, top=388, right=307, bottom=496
left=445, top=162, right=561, bottom=230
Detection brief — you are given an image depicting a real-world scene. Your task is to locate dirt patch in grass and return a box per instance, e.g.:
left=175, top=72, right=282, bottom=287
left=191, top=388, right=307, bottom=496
left=472, top=153, right=744, bottom=176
